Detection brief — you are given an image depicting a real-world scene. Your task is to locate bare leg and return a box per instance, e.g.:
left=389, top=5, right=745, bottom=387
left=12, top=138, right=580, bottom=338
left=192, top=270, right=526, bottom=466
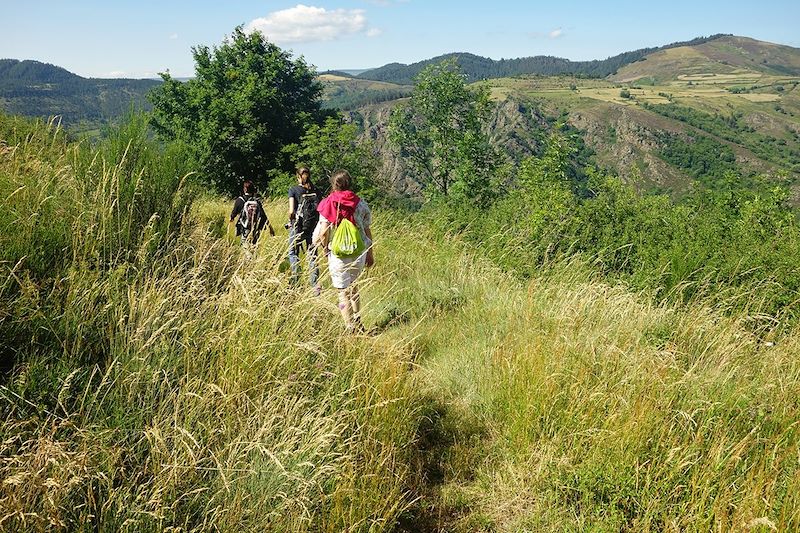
left=338, top=289, right=354, bottom=328
left=349, top=285, right=361, bottom=326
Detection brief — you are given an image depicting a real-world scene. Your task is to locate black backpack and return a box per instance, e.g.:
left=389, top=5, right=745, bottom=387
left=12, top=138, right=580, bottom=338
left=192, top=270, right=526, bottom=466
left=295, top=189, right=320, bottom=233
left=238, top=196, right=266, bottom=238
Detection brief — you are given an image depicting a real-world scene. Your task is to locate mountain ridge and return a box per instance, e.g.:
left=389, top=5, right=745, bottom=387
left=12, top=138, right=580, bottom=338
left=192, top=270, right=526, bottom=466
left=355, top=34, right=738, bottom=85
left=0, top=59, right=160, bottom=128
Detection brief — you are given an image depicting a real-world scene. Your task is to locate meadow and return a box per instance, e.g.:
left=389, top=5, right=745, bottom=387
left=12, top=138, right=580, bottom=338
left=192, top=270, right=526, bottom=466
left=1, top=112, right=800, bottom=532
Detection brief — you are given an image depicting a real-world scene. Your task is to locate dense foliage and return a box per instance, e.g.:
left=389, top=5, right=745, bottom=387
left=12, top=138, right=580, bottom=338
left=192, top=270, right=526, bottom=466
left=148, top=27, right=326, bottom=193
left=646, top=102, right=800, bottom=173
left=433, top=131, right=800, bottom=323
left=0, top=59, right=159, bottom=126
left=388, top=61, right=500, bottom=203
left=322, top=85, right=412, bottom=111
left=657, top=131, right=737, bottom=182
left=268, top=115, right=381, bottom=200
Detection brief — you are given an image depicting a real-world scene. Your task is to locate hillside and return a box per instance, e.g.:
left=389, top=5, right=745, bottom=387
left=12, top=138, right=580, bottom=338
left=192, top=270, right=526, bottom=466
left=353, top=37, right=800, bottom=200
left=318, top=73, right=411, bottom=110
left=0, top=59, right=160, bottom=129
left=356, top=34, right=731, bottom=85
left=2, top=113, right=799, bottom=531
left=610, top=35, right=800, bottom=83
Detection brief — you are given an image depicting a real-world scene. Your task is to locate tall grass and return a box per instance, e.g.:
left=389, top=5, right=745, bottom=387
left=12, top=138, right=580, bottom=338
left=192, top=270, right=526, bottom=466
left=0, top=114, right=423, bottom=531
left=375, top=220, right=800, bottom=531
left=2, top=112, right=799, bottom=531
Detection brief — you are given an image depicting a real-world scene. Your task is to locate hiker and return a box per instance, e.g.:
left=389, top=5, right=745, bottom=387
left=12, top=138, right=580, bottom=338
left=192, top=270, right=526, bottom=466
left=288, top=166, right=321, bottom=291
left=229, top=179, right=274, bottom=246
left=313, top=170, right=374, bottom=332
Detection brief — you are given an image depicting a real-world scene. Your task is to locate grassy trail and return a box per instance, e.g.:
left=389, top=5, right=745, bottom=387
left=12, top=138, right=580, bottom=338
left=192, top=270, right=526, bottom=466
left=253, top=198, right=800, bottom=531
left=348, top=205, right=800, bottom=531
left=1, top=115, right=798, bottom=531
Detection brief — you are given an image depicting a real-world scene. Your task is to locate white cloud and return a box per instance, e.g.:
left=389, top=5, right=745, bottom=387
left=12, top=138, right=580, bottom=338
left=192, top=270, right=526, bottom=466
left=169, top=33, right=179, bottom=40
left=363, top=0, right=409, bottom=5
left=529, top=28, right=565, bottom=39
left=246, top=4, right=369, bottom=44
left=366, top=28, right=382, bottom=38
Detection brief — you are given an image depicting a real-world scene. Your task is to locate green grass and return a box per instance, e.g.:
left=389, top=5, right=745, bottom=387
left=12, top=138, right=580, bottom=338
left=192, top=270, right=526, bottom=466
left=2, top=114, right=800, bottom=531
left=0, top=114, right=423, bottom=531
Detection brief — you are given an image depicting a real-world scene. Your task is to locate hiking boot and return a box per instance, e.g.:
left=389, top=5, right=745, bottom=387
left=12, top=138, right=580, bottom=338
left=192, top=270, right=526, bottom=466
left=352, top=316, right=366, bottom=334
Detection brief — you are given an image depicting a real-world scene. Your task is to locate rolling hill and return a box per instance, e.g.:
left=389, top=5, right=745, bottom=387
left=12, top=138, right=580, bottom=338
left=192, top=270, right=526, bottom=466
left=351, top=36, right=800, bottom=200
left=318, top=72, right=411, bottom=110
left=355, top=34, right=732, bottom=85
left=0, top=59, right=160, bottom=129
left=610, top=35, right=800, bottom=83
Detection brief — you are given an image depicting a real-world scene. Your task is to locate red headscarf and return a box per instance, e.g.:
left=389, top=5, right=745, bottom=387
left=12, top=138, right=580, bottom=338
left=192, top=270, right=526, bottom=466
left=317, top=190, right=360, bottom=225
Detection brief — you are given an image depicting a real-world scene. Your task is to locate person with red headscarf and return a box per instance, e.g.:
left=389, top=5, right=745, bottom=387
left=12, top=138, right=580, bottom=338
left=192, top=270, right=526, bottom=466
left=314, top=170, right=374, bottom=332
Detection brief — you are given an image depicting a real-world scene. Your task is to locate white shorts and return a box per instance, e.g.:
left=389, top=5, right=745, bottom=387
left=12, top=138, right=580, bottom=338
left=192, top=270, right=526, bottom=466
left=327, top=252, right=366, bottom=289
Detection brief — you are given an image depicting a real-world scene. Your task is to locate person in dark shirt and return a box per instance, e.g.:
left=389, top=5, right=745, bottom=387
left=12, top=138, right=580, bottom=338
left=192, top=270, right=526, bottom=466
left=229, top=180, right=274, bottom=246
left=288, top=167, right=321, bottom=292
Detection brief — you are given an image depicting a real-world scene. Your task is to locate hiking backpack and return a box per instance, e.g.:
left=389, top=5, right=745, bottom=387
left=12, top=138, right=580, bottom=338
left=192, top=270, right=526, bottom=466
left=295, top=190, right=320, bottom=233
left=238, top=196, right=263, bottom=234
left=330, top=203, right=366, bottom=259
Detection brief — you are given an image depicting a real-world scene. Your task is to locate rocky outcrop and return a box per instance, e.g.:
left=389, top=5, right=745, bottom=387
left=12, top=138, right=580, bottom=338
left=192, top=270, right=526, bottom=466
left=350, top=94, right=794, bottom=199
left=347, top=102, right=420, bottom=195
left=568, top=105, right=690, bottom=191
left=349, top=96, right=551, bottom=195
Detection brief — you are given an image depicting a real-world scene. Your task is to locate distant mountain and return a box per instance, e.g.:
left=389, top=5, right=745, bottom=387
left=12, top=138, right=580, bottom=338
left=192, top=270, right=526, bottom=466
left=0, top=59, right=80, bottom=85
left=348, top=37, right=800, bottom=198
left=610, top=36, right=800, bottom=83
left=356, top=35, right=734, bottom=85
left=0, top=59, right=160, bottom=127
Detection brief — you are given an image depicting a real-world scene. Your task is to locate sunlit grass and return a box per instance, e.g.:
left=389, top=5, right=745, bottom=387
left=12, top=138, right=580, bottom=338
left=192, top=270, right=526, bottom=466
left=2, top=113, right=799, bottom=531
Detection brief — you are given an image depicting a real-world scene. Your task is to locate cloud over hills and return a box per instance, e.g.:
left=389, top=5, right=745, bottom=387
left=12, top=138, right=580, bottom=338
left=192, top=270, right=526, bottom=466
left=246, top=4, right=375, bottom=44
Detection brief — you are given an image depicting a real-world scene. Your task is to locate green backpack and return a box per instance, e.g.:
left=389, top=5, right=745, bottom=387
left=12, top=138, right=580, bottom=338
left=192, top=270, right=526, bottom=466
left=331, top=217, right=366, bottom=259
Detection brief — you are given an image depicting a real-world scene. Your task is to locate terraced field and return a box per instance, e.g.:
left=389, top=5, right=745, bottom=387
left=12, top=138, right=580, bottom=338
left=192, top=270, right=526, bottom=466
left=473, top=68, right=800, bottom=196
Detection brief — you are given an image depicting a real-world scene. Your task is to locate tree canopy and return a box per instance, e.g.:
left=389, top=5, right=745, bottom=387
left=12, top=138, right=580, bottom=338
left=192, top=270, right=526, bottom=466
left=388, top=60, right=499, bottom=204
left=148, top=27, right=325, bottom=192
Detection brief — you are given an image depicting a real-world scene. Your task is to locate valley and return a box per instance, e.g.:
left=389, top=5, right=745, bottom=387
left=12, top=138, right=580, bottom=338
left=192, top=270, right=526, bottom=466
left=4, top=35, right=799, bottom=199
left=318, top=36, right=800, bottom=199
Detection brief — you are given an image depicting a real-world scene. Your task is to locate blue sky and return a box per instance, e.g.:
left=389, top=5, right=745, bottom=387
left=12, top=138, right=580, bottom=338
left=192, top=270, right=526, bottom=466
left=2, top=1, right=799, bottom=78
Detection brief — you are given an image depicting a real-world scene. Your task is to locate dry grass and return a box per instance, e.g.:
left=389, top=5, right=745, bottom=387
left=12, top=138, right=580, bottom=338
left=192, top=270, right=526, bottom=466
left=0, top=118, right=423, bottom=532
left=373, top=223, right=800, bottom=531
left=2, top=115, right=799, bottom=531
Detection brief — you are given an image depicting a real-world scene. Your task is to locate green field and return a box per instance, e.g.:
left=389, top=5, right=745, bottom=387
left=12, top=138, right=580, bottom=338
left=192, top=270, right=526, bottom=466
left=2, top=115, right=799, bottom=531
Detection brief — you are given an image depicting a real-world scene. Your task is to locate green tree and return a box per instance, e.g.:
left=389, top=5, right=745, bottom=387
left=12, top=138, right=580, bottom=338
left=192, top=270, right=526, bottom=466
left=387, top=60, right=499, bottom=203
left=148, top=26, right=324, bottom=192
left=295, top=116, right=377, bottom=188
